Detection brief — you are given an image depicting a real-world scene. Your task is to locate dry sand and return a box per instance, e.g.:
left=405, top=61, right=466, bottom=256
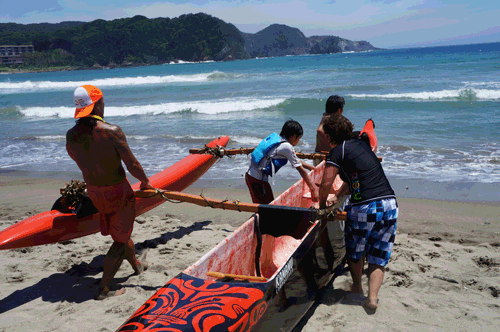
left=0, top=176, right=499, bottom=331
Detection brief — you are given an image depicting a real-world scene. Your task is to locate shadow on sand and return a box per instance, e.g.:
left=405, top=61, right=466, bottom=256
left=0, top=219, right=213, bottom=313
left=291, top=268, right=351, bottom=332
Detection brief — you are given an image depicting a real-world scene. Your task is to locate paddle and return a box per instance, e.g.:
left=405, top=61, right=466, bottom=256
left=189, top=147, right=382, bottom=161
left=134, top=189, right=346, bottom=221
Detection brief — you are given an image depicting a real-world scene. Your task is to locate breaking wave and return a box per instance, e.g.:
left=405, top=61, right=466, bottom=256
left=16, top=97, right=288, bottom=118
left=0, top=71, right=239, bottom=94
left=349, top=88, right=500, bottom=101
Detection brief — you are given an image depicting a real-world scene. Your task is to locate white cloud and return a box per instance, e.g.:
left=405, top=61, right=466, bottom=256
left=1, top=0, right=499, bottom=48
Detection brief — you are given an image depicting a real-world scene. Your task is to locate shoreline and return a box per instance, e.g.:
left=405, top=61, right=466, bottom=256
left=2, top=168, right=499, bottom=203
left=1, top=174, right=499, bottom=246
left=0, top=63, right=147, bottom=75
left=0, top=60, right=183, bottom=75
left=0, top=49, right=381, bottom=75
left=0, top=57, right=236, bottom=75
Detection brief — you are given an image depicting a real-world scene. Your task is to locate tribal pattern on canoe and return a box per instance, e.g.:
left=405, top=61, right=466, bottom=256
left=117, top=274, right=267, bottom=332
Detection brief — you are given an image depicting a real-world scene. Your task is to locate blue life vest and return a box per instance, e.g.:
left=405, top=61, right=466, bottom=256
left=251, top=133, right=288, bottom=176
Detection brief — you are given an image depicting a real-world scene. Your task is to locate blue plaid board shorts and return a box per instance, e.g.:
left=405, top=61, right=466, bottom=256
left=345, top=198, right=398, bottom=267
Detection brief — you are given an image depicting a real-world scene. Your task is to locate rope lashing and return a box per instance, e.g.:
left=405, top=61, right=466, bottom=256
left=199, top=191, right=217, bottom=208
left=234, top=199, right=241, bottom=212
left=194, top=144, right=228, bottom=158
left=145, top=189, right=183, bottom=204
left=315, top=206, right=342, bottom=221
left=220, top=198, right=229, bottom=210
left=199, top=192, right=239, bottom=210
left=190, top=146, right=255, bottom=158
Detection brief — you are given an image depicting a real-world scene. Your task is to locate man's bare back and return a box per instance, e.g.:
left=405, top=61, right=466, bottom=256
left=316, top=95, right=345, bottom=154
left=66, top=120, right=133, bottom=186
left=315, top=113, right=332, bottom=153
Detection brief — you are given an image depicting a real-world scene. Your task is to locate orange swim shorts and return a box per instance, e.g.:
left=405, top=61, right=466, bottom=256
left=87, top=179, right=136, bottom=243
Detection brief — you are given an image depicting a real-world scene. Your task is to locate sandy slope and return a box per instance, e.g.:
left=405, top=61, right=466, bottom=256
left=0, top=177, right=499, bottom=331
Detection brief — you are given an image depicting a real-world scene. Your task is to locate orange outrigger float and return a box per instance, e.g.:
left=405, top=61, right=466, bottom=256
left=0, top=136, right=230, bottom=250
left=116, top=119, right=377, bottom=332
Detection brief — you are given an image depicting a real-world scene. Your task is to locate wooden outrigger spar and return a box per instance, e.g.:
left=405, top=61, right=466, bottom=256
left=190, top=147, right=382, bottom=162
left=135, top=189, right=347, bottom=220
left=190, top=147, right=330, bottom=161
left=116, top=119, right=378, bottom=332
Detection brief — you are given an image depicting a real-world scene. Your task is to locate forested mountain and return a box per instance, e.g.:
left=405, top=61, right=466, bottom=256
left=1, top=14, right=247, bottom=67
left=242, top=24, right=310, bottom=57
left=0, top=13, right=380, bottom=69
left=308, top=36, right=379, bottom=54
left=242, top=24, right=380, bottom=57
left=0, top=21, right=85, bottom=34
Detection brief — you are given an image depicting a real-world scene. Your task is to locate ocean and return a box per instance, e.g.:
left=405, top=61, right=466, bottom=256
left=1, top=42, right=499, bottom=202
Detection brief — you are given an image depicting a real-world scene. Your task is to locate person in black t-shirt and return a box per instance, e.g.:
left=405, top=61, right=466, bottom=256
left=318, top=114, right=398, bottom=311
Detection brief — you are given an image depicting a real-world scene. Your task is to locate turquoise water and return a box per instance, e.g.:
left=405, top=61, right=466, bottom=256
left=1, top=42, right=499, bottom=201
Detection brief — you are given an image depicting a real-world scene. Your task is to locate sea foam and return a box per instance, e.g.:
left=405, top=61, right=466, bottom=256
left=379, top=143, right=500, bottom=183
left=18, top=97, right=288, bottom=118
left=349, top=88, right=500, bottom=101
left=0, top=71, right=236, bottom=94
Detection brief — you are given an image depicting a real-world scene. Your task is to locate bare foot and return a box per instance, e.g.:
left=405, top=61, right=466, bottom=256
left=95, top=288, right=126, bottom=300
left=134, top=249, right=149, bottom=275
left=364, top=298, right=378, bottom=310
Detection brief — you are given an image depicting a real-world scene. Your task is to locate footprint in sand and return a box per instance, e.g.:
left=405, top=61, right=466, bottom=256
left=389, top=270, right=413, bottom=287
left=425, top=252, right=441, bottom=259
left=7, top=272, right=24, bottom=283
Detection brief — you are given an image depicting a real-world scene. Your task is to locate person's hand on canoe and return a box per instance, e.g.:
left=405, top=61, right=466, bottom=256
left=140, top=181, right=155, bottom=191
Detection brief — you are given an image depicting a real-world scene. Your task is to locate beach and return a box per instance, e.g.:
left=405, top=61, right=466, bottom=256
left=0, top=175, right=499, bottom=331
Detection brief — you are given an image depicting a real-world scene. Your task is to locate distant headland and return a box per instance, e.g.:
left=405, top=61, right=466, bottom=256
left=0, top=13, right=381, bottom=72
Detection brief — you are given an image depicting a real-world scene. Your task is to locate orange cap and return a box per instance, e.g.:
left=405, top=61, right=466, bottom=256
left=74, top=85, right=103, bottom=118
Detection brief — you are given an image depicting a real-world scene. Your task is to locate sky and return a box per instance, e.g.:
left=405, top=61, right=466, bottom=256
left=1, top=0, right=499, bottom=49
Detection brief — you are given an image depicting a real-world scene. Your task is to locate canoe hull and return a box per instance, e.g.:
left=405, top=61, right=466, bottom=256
left=117, top=120, right=377, bottom=332
left=117, top=163, right=345, bottom=332
left=117, top=273, right=269, bottom=332
left=0, top=136, right=229, bottom=250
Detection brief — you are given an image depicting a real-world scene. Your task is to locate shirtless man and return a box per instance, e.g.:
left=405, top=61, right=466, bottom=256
left=66, top=85, right=153, bottom=300
left=314, top=95, right=345, bottom=166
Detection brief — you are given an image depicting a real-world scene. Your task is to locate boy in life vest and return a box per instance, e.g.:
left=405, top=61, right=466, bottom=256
left=245, top=120, right=318, bottom=204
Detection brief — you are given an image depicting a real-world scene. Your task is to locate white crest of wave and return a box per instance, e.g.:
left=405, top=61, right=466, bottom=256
left=0, top=71, right=228, bottom=93
left=35, top=135, right=65, bottom=141
left=474, top=89, right=500, bottom=100
left=230, top=136, right=263, bottom=145
left=349, top=88, right=500, bottom=100
left=127, top=135, right=150, bottom=140
left=18, top=97, right=287, bottom=118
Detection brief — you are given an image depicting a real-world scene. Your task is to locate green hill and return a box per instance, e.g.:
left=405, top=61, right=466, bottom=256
left=1, top=13, right=248, bottom=68
left=1, top=13, right=380, bottom=70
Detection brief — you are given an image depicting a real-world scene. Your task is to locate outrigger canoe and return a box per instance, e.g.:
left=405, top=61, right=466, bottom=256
left=0, top=136, right=230, bottom=250
left=116, top=120, right=377, bottom=332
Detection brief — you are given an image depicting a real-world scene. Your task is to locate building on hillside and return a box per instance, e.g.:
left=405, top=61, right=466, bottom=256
left=0, top=45, right=35, bottom=65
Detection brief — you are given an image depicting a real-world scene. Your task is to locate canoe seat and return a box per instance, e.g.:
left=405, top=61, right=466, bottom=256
left=253, top=205, right=316, bottom=277
left=257, top=204, right=316, bottom=239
